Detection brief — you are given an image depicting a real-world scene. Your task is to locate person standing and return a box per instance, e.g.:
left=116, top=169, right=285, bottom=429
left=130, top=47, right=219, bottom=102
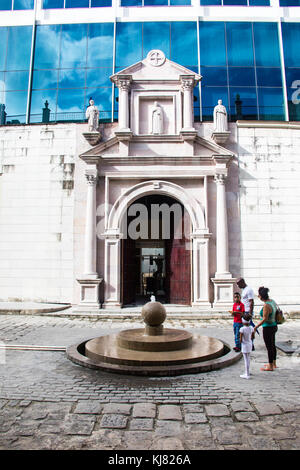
left=230, top=292, right=245, bottom=352
left=236, top=277, right=257, bottom=349
left=254, top=287, right=278, bottom=371
left=239, top=313, right=255, bottom=379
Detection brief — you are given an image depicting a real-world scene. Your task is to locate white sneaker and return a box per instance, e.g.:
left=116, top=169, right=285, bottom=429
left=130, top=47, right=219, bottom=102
left=240, top=374, right=250, bottom=379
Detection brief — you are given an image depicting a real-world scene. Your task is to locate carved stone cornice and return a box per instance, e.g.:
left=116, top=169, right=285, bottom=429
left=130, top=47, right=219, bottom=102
left=214, top=174, right=226, bottom=185
left=116, top=76, right=132, bottom=92
left=85, top=168, right=98, bottom=186
left=180, top=76, right=195, bottom=91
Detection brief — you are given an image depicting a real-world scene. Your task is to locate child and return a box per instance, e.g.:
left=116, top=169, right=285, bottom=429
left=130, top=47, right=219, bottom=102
left=230, top=292, right=245, bottom=352
left=239, top=313, right=255, bottom=379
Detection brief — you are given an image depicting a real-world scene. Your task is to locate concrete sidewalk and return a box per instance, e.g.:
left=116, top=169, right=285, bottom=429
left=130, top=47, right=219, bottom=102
left=0, top=314, right=299, bottom=450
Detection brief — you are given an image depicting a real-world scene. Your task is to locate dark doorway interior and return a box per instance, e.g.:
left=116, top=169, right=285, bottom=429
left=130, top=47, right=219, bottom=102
left=121, top=194, right=191, bottom=306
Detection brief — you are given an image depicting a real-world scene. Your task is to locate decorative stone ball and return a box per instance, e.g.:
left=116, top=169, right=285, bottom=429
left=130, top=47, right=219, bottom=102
left=141, top=301, right=167, bottom=327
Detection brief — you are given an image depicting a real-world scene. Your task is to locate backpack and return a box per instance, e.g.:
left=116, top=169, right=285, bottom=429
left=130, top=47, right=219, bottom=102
left=275, top=306, right=285, bottom=325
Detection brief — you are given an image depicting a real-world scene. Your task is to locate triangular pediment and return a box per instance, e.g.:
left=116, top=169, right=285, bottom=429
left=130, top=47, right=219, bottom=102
left=110, top=53, right=201, bottom=84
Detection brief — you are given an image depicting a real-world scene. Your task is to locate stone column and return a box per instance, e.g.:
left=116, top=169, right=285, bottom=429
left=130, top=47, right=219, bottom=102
left=191, top=233, right=212, bottom=308
left=84, top=167, right=98, bottom=278
left=214, top=174, right=230, bottom=278
left=181, top=78, right=194, bottom=130
left=117, top=78, right=131, bottom=130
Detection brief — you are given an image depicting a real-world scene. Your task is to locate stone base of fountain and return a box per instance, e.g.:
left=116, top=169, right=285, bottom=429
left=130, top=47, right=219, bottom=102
left=66, top=301, right=241, bottom=376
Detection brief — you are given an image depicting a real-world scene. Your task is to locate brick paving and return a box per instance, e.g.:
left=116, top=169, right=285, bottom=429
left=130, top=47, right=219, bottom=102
left=0, top=314, right=299, bottom=450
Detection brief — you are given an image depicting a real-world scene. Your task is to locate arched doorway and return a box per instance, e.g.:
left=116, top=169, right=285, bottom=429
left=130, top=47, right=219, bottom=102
left=121, top=194, right=191, bottom=306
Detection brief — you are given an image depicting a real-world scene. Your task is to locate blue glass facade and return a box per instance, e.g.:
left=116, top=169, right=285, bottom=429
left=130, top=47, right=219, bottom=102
left=0, top=20, right=300, bottom=124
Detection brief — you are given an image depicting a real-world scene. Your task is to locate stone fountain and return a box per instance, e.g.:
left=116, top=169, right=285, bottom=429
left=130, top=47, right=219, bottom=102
left=66, top=301, right=241, bottom=376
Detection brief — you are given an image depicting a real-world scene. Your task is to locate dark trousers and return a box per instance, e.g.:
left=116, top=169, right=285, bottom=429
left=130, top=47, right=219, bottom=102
left=263, top=326, right=278, bottom=364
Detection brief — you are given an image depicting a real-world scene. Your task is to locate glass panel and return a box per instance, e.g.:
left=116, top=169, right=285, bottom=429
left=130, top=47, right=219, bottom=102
left=223, top=0, right=247, bottom=4
left=30, top=89, right=57, bottom=120
left=86, top=68, right=112, bottom=87
left=34, top=25, right=61, bottom=69
left=116, top=22, right=142, bottom=68
left=87, top=23, right=114, bottom=69
left=57, top=88, right=85, bottom=120
left=32, top=69, right=58, bottom=89
left=85, top=87, right=112, bottom=121
left=256, top=68, right=282, bottom=87
left=201, top=67, right=227, bottom=86
left=43, top=0, right=64, bottom=7
left=280, top=0, right=300, bottom=5
left=0, top=73, right=4, bottom=91
left=144, top=0, right=168, bottom=4
left=3, top=90, right=27, bottom=122
left=0, top=0, right=12, bottom=10
left=199, top=22, right=226, bottom=66
left=282, top=23, right=300, bottom=68
left=229, top=87, right=257, bottom=120
left=4, top=71, right=29, bottom=90
left=258, top=87, right=285, bottom=120
left=170, top=0, right=191, bottom=4
left=200, top=0, right=221, bottom=4
left=253, top=23, right=280, bottom=67
left=250, top=0, right=270, bottom=4
left=228, top=67, right=255, bottom=86
left=121, top=0, right=142, bottom=5
left=60, top=24, right=88, bottom=68
left=288, top=79, right=300, bottom=121
left=143, top=23, right=170, bottom=60
left=65, top=0, right=89, bottom=7
left=0, top=28, right=8, bottom=70
left=171, top=22, right=197, bottom=67
left=226, top=22, right=254, bottom=67
left=285, top=68, right=300, bottom=89
left=91, top=0, right=112, bottom=6
left=13, top=0, right=34, bottom=9
left=193, top=85, right=200, bottom=122
left=58, top=69, right=85, bottom=88
left=201, top=86, right=228, bottom=121
left=6, top=26, right=32, bottom=71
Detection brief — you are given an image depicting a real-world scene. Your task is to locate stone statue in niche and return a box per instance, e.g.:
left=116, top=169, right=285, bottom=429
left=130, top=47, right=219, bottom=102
left=150, top=101, right=163, bottom=135
left=213, top=99, right=228, bottom=133
left=86, top=98, right=99, bottom=132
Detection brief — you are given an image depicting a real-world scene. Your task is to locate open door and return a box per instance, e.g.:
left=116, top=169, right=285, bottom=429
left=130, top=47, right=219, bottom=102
left=121, top=238, right=139, bottom=305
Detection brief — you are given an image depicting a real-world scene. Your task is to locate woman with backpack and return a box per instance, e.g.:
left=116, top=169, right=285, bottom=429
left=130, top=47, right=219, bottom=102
left=254, top=287, right=278, bottom=371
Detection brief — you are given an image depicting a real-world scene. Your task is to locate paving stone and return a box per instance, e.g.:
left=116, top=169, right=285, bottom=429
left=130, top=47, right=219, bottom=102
left=100, top=414, right=128, bottom=429
left=158, top=405, right=182, bottom=420
left=234, top=412, right=259, bottom=422
left=230, top=401, right=254, bottom=413
left=62, top=415, right=96, bottom=435
left=254, top=402, right=283, bottom=416
left=184, top=413, right=208, bottom=424
left=151, top=437, right=184, bottom=450
left=102, top=404, right=131, bottom=415
left=247, top=436, right=280, bottom=450
left=124, top=431, right=153, bottom=450
left=183, top=404, right=204, bottom=413
left=74, top=401, right=102, bottom=414
left=155, top=421, right=181, bottom=437
left=132, top=403, right=156, bottom=418
left=129, top=418, right=154, bottom=431
left=205, top=404, right=230, bottom=417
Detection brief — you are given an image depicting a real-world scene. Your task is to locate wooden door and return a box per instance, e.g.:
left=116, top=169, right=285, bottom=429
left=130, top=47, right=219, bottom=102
left=165, top=210, right=191, bottom=305
left=122, top=238, right=139, bottom=305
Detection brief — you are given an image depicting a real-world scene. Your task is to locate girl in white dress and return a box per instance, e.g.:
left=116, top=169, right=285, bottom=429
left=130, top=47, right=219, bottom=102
left=239, top=314, right=255, bottom=379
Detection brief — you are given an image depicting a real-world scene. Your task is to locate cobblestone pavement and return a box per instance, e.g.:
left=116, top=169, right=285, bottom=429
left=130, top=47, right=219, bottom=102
left=0, top=314, right=299, bottom=450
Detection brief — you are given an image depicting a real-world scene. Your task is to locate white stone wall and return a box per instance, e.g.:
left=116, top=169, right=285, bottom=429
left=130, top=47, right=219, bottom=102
left=234, top=124, right=300, bottom=308
left=0, top=124, right=77, bottom=303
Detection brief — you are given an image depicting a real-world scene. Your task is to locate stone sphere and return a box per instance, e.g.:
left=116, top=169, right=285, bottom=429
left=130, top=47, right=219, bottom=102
left=141, top=301, right=167, bottom=327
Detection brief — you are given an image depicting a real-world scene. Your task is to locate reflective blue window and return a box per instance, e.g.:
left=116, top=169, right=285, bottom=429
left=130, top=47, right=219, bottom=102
left=171, top=22, right=197, bottom=67
left=42, top=0, right=64, bottom=8
left=256, top=68, right=282, bottom=87
left=60, top=24, right=88, bottom=68
left=30, top=89, right=57, bottom=121
left=58, top=69, right=85, bottom=88
left=0, top=28, right=8, bottom=71
left=229, top=87, right=257, bottom=119
left=86, top=88, right=112, bottom=120
left=226, top=23, right=254, bottom=66
left=91, top=0, right=112, bottom=6
left=14, top=0, right=34, bottom=9
left=280, top=0, right=300, bottom=5
left=228, top=67, right=255, bottom=86
left=116, top=23, right=142, bottom=68
left=4, top=71, right=29, bottom=91
left=285, top=68, right=300, bottom=89
left=282, top=23, right=300, bottom=67
left=201, top=67, right=227, bottom=86
left=199, top=22, right=226, bottom=66
left=200, top=0, right=221, bottom=3
left=170, top=0, right=191, bottom=4
left=250, top=0, right=270, bottom=4
left=257, top=88, right=284, bottom=120
left=143, top=23, right=170, bottom=59
left=6, top=27, right=32, bottom=71
left=144, top=0, right=168, bottom=4
left=87, top=23, right=114, bottom=68
left=0, top=0, right=12, bottom=9
left=57, top=88, right=85, bottom=119
left=65, top=0, right=89, bottom=7
left=121, top=0, right=142, bottom=5
left=86, top=68, right=112, bottom=88
left=3, top=91, right=28, bottom=123
left=32, top=70, right=59, bottom=90
left=34, top=25, right=61, bottom=69
left=253, top=23, right=280, bottom=67
left=223, top=0, right=247, bottom=4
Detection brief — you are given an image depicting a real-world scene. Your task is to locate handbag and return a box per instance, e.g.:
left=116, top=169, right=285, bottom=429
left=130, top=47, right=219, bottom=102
left=275, top=306, right=285, bottom=324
